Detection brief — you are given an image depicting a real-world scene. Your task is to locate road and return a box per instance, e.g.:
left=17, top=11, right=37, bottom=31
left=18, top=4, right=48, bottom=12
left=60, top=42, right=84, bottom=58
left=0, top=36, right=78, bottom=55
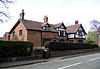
left=5, top=52, right=100, bottom=69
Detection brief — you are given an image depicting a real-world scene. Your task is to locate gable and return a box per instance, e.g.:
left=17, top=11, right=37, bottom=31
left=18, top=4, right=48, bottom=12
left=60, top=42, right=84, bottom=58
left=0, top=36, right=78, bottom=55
left=75, top=24, right=87, bottom=37
left=59, top=23, right=66, bottom=29
left=54, top=23, right=66, bottom=29
left=9, top=20, right=28, bottom=40
left=9, top=20, right=27, bottom=36
left=66, top=24, right=86, bottom=35
left=9, top=19, right=20, bottom=34
left=60, top=25, right=65, bottom=29
left=78, top=25, right=87, bottom=35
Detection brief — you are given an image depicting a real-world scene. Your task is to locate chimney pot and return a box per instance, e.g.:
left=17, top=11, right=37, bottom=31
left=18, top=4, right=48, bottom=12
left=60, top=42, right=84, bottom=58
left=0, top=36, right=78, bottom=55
left=43, top=16, right=48, bottom=23
left=75, top=20, right=78, bottom=24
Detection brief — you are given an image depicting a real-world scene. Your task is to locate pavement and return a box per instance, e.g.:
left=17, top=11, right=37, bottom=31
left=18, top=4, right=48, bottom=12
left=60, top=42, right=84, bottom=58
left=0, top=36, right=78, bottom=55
left=0, top=48, right=100, bottom=68
left=0, top=59, right=48, bottom=68
left=4, top=49, right=100, bottom=69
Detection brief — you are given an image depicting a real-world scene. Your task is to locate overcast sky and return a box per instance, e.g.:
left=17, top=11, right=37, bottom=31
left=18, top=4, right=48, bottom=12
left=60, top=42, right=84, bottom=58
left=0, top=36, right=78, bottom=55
left=0, top=0, right=100, bottom=36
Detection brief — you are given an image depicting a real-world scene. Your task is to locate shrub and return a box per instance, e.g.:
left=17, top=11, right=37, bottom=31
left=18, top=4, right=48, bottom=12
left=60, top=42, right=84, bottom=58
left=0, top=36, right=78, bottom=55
left=0, top=40, right=33, bottom=57
left=46, top=42, right=98, bottom=51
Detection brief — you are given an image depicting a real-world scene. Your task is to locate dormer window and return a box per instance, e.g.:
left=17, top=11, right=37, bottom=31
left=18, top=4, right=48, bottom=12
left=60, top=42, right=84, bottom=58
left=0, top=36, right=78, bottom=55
left=43, top=26, right=46, bottom=30
left=42, top=23, right=50, bottom=31
left=42, top=26, right=49, bottom=30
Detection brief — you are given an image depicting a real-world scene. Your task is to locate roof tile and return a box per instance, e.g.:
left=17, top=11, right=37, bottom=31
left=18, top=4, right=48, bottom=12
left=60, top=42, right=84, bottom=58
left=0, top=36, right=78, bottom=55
left=66, top=24, right=80, bottom=33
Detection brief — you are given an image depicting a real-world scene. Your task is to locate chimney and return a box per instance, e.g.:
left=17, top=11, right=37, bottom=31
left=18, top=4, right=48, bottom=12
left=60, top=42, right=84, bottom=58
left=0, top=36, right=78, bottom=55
left=20, top=9, right=25, bottom=22
left=75, top=20, right=79, bottom=24
left=43, top=16, right=48, bottom=23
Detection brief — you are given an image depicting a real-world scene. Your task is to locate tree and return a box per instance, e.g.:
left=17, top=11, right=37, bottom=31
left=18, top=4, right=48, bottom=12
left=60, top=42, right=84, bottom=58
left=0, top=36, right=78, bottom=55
left=90, top=20, right=100, bottom=31
left=86, top=31, right=97, bottom=44
left=0, top=0, right=14, bottom=23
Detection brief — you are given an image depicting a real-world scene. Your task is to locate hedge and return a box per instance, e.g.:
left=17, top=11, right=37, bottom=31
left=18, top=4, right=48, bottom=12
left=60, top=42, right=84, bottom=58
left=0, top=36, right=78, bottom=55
left=45, top=42, right=98, bottom=51
left=0, top=40, right=33, bottom=48
left=0, top=40, right=33, bottom=57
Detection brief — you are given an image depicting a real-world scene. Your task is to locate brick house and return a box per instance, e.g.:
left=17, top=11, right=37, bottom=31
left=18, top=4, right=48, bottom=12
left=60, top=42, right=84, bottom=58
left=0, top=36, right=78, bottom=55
left=0, top=37, right=3, bottom=40
left=7, top=10, right=86, bottom=48
left=3, top=32, right=10, bottom=40
left=96, top=27, right=100, bottom=46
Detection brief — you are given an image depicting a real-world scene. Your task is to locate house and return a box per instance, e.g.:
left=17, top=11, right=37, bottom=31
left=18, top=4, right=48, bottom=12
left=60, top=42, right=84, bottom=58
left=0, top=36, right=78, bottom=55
left=96, top=27, right=100, bottom=46
left=7, top=10, right=86, bottom=48
left=66, top=20, right=87, bottom=43
left=0, top=37, right=3, bottom=40
left=3, top=32, right=10, bottom=40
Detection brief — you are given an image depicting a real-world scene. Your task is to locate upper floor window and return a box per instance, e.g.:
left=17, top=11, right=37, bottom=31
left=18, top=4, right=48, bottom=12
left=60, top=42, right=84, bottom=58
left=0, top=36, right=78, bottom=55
left=57, top=27, right=66, bottom=37
left=59, top=30, right=66, bottom=37
left=19, top=30, right=22, bottom=36
left=43, top=26, right=46, bottom=30
left=42, top=23, right=50, bottom=31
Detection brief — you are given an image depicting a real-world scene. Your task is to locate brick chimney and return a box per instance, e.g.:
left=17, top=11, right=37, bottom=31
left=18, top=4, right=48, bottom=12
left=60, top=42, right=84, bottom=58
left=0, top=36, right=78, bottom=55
left=20, top=9, right=25, bottom=22
left=43, top=16, right=48, bottom=23
left=75, top=20, right=79, bottom=24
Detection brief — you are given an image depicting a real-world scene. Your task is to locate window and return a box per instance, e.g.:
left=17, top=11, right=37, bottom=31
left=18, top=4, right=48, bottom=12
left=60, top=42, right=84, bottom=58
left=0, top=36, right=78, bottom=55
left=60, top=31, right=64, bottom=36
left=12, top=31, right=15, bottom=36
left=19, top=30, right=22, bottom=36
left=8, top=35, right=10, bottom=40
left=57, top=27, right=66, bottom=37
left=59, top=31, right=66, bottom=37
left=68, top=34, right=74, bottom=38
left=42, top=23, right=50, bottom=31
left=43, top=26, right=46, bottom=30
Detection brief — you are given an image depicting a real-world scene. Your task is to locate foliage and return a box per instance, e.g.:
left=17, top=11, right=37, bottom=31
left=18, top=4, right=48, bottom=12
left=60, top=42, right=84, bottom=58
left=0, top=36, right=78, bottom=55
left=0, top=40, right=33, bottom=47
left=86, top=31, right=97, bottom=44
left=0, top=40, right=33, bottom=57
left=46, top=42, right=98, bottom=51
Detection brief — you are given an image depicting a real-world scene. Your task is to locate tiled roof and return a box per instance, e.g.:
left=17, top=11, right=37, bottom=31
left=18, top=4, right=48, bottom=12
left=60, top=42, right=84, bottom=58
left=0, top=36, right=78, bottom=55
left=66, top=24, right=80, bottom=33
left=23, top=20, right=43, bottom=30
left=23, top=20, right=57, bottom=32
left=9, top=19, right=58, bottom=33
left=54, top=23, right=63, bottom=28
left=9, top=19, right=86, bottom=34
left=54, top=23, right=66, bottom=29
left=41, top=23, right=53, bottom=27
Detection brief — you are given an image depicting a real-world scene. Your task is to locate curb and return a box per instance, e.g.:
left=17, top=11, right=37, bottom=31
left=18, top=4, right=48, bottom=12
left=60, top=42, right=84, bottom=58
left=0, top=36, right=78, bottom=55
left=0, top=60, right=48, bottom=68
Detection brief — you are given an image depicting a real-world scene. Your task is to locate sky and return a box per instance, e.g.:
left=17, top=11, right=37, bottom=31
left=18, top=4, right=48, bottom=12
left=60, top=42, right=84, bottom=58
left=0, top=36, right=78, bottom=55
left=0, top=0, right=100, bottom=36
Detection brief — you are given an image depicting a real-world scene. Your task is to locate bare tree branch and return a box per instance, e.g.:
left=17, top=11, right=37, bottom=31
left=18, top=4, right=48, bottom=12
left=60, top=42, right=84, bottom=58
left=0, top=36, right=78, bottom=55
left=0, top=11, right=9, bottom=17
left=6, top=0, right=14, bottom=3
left=0, top=19, right=3, bottom=22
left=0, top=0, right=14, bottom=23
left=0, top=0, right=8, bottom=8
left=90, top=20, right=100, bottom=31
